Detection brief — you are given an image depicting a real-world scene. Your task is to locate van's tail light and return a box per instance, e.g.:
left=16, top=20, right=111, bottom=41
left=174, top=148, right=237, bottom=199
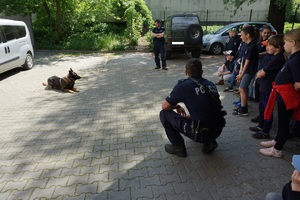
left=272, top=31, right=278, bottom=35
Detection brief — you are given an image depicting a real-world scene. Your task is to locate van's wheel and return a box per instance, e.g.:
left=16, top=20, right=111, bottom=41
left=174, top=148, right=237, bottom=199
left=166, top=51, right=172, bottom=59
left=22, top=53, right=33, bottom=70
left=209, top=43, right=223, bottom=55
left=191, top=48, right=201, bottom=58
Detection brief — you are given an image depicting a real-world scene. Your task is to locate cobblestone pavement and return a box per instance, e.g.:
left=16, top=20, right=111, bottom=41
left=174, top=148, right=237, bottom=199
left=0, top=51, right=300, bottom=200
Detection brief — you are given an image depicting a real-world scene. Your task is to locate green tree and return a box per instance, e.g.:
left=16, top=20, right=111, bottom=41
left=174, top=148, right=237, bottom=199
left=0, top=0, right=152, bottom=48
left=223, top=0, right=295, bottom=34
left=109, top=0, right=152, bottom=45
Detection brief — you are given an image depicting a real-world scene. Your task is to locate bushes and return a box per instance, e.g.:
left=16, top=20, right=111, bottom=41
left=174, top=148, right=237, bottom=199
left=34, top=21, right=128, bottom=50
left=64, top=32, right=126, bottom=50
left=31, top=0, right=152, bottom=51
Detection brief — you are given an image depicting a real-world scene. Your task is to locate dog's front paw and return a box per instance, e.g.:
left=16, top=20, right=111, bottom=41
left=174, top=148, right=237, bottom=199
left=73, top=88, right=80, bottom=92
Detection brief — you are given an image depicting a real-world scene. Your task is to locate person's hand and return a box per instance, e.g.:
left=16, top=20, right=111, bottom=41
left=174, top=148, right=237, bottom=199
left=176, top=106, right=187, bottom=117
left=291, top=170, right=300, bottom=192
left=256, top=69, right=266, bottom=79
left=294, top=82, right=300, bottom=91
left=236, top=74, right=243, bottom=82
left=157, top=33, right=163, bottom=38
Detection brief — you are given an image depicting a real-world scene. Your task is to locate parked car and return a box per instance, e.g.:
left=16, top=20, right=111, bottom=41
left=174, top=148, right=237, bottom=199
left=164, top=14, right=203, bottom=59
left=0, top=19, right=34, bottom=74
left=202, top=22, right=277, bottom=55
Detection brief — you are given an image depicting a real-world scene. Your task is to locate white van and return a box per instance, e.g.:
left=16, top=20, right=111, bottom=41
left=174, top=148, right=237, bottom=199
left=0, top=19, right=34, bottom=74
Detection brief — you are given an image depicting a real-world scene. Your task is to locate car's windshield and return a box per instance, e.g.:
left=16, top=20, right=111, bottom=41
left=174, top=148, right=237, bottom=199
left=213, top=25, right=233, bottom=34
left=172, top=17, right=199, bottom=29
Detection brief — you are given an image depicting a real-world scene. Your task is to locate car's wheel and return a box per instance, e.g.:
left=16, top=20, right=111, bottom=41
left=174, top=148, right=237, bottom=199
left=166, top=51, right=172, bottom=60
left=209, top=43, right=223, bottom=55
left=191, top=48, right=201, bottom=58
left=184, top=24, right=203, bottom=44
left=22, top=53, right=33, bottom=70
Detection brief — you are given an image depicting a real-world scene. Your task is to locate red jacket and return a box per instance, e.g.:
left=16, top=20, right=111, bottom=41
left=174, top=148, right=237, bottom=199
left=264, top=82, right=300, bottom=121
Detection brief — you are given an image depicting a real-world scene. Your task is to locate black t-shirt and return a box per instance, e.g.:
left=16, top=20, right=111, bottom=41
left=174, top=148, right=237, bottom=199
left=259, top=52, right=285, bottom=93
left=275, top=51, right=300, bottom=102
left=257, top=39, right=267, bottom=53
left=165, top=77, right=224, bottom=128
left=242, top=39, right=259, bottom=75
left=152, top=27, right=165, bottom=45
left=275, top=51, right=300, bottom=85
left=282, top=181, right=300, bottom=200
left=224, top=35, right=241, bottom=55
left=224, top=60, right=235, bottom=73
left=236, top=42, right=247, bottom=60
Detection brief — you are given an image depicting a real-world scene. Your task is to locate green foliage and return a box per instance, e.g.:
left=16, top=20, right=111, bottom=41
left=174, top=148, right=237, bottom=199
left=64, top=32, right=126, bottom=50
left=112, top=0, right=153, bottom=46
left=146, top=31, right=154, bottom=50
left=284, top=22, right=300, bottom=32
left=223, top=0, right=293, bottom=16
left=0, top=0, right=152, bottom=50
left=202, top=25, right=223, bottom=35
left=286, top=0, right=300, bottom=22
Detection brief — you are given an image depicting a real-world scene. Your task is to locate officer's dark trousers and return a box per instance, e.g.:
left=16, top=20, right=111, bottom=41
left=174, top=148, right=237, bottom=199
left=159, top=110, right=222, bottom=146
left=154, top=44, right=166, bottom=68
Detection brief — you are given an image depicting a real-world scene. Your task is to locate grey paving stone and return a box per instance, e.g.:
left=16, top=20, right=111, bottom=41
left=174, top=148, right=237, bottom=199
left=0, top=51, right=297, bottom=199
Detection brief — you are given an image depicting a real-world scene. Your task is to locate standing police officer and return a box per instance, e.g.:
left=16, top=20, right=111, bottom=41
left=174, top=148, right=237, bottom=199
left=152, top=19, right=167, bottom=70
left=159, top=58, right=226, bottom=157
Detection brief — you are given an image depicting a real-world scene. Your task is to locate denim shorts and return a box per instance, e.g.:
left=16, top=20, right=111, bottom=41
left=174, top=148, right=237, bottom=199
left=240, top=73, right=255, bottom=89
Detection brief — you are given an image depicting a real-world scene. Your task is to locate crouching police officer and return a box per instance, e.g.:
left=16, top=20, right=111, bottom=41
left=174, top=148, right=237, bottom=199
left=160, top=58, right=226, bottom=157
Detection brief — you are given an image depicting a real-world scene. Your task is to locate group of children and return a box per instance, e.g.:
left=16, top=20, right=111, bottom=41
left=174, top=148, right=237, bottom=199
left=215, top=25, right=300, bottom=158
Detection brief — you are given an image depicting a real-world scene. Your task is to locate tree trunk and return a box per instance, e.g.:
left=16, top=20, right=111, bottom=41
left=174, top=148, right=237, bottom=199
left=267, top=0, right=286, bottom=34
left=43, top=1, right=51, bottom=19
left=56, top=0, right=62, bottom=20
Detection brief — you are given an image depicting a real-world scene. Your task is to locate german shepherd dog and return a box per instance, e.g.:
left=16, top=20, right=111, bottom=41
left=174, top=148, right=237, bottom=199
left=43, top=68, right=81, bottom=93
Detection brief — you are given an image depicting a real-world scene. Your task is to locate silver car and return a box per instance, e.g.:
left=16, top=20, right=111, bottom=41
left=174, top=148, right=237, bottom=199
left=202, top=22, right=277, bottom=55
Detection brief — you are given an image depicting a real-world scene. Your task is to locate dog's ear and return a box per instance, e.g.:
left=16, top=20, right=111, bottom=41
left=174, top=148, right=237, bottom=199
left=70, top=68, right=73, bottom=72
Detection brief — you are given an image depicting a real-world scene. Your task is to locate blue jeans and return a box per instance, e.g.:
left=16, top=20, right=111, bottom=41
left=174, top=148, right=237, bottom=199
left=265, top=192, right=283, bottom=200
left=259, top=92, right=273, bottom=134
left=228, top=60, right=239, bottom=88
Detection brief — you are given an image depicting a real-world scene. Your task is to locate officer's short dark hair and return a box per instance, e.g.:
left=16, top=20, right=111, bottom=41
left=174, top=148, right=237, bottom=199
left=155, top=19, right=161, bottom=24
left=185, top=58, right=203, bottom=77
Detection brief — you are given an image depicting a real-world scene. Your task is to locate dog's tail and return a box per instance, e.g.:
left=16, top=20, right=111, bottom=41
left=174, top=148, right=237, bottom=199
left=42, top=82, right=48, bottom=86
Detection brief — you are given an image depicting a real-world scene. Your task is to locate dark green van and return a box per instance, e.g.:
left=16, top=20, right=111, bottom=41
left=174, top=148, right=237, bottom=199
left=164, top=14, right=203, bottom=59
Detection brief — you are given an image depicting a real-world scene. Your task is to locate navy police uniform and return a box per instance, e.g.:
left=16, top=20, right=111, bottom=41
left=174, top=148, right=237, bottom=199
left=152, top=26, right=166, bottom=68
left=159, top=77, right=226, bottom=147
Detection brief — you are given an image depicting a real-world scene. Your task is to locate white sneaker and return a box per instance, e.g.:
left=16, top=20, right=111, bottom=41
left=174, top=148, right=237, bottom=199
left=260, top=140, right=276, bottom=148
left=259, top=147, right=282, bottom=158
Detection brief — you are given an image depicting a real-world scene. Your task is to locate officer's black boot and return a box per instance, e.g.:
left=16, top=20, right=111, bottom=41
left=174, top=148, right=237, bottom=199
left=202, top=140, right=218, bottom=154
left=165, top=144, right=187, bottom=157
